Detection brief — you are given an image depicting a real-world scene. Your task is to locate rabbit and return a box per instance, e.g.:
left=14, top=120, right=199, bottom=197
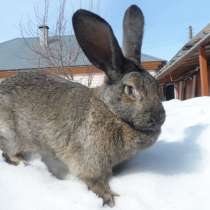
left=0, top=5, right=165, bottom=207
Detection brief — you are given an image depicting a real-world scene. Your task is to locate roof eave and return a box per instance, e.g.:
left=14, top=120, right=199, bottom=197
left=155, top=32, right=210, bottom=80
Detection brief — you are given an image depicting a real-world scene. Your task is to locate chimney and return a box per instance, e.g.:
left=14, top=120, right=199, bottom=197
left=189, top=25, right=193, bottom=40
left=38, top=25, right=49, bottom=47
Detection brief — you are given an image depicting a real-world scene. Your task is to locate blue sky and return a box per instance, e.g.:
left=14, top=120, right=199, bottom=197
left=1, top=0, right=210, bottom=60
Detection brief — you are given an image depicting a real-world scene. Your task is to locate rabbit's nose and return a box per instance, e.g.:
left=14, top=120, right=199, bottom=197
left=147, top=117, right=157, bottom=127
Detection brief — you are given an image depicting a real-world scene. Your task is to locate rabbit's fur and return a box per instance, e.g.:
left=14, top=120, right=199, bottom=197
left=0, top=5, right=165, bottom=207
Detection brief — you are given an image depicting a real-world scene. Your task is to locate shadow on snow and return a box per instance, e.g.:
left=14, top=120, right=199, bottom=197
left=114, top=124, right=207, bottom=176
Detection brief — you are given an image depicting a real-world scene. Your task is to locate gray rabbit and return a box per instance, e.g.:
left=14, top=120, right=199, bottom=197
left=0, top=5, right=165, bottom=207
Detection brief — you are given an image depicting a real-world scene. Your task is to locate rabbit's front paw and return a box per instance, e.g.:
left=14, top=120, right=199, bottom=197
left=102, top=190, right=119, bottom=207
left=84, top=177, right=119, bottom=207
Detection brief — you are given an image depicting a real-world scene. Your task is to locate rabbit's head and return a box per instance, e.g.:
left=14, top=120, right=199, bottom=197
left=73, top=5, right=165, bottom=133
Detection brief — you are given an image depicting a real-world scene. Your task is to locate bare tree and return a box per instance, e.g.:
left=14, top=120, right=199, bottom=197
left=87, top=72, right=94, bottom=88
left=21, top=0, right=101, bottom=84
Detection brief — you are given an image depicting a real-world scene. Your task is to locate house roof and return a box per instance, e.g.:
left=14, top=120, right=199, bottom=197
left=0, top=35, right=164, bottom=71
left=156, top=23, right=210, bottom=81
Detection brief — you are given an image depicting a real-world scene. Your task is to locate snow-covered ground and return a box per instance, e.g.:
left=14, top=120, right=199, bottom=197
left=1, top=97, right=210, bottom=210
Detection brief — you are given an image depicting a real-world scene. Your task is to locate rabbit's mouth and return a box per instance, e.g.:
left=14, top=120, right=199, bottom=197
left=138, top=125, right=161, bottom=133
left=137, top=124, right=161, bottom=133
left=128, top=120, right=161, bottom=133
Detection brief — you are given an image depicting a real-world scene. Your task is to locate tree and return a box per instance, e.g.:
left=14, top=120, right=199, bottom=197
left=21, top=0, right=101, bottom=86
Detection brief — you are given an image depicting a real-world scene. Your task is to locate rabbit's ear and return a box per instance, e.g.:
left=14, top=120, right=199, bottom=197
left=73, top=10, right=125, bottom=81
left=123, top=5, right=144, bottom=64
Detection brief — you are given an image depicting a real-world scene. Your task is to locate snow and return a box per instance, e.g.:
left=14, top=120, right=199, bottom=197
left=1, top=97, right=210, bottom=210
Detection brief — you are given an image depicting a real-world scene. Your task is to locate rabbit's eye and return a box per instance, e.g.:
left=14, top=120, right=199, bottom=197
left=124, top=85, right=143, bottom=101
left=124, top=85, right=134, bottom=96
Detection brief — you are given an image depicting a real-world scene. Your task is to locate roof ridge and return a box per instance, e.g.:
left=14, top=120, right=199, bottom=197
left=0, top=37, right=20, bottom=45
left=141, top=53, right=165, bottom=61
left=0, top=34, right=76, bottom=45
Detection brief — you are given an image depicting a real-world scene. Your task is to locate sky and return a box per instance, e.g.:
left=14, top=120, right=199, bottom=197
left=1, top=0, right=210, bottom=61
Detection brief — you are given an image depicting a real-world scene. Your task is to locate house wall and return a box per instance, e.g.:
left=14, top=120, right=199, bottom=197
left=196, top=74, right=201, bottom=97
left=208, top=67, right=210, bottom=95
left=72, top=73, right=105, bottom=87
left=170, top=75, right=197, bottom=100
left=179, top=67, right=210, bottom=100
left=0, top=61, right=164, bottom=87
left=163, top=67, right=210, bottom=100
left=185, top=79, right=194, bottom=99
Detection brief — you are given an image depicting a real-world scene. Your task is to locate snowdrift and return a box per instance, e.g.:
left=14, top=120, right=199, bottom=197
left=0, top=97, right=210, bottom=210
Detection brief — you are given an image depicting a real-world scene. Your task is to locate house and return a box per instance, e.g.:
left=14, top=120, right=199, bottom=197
left=0, top=26, right=166, bottom=87
left=156, top=23, right=210, bottom=100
